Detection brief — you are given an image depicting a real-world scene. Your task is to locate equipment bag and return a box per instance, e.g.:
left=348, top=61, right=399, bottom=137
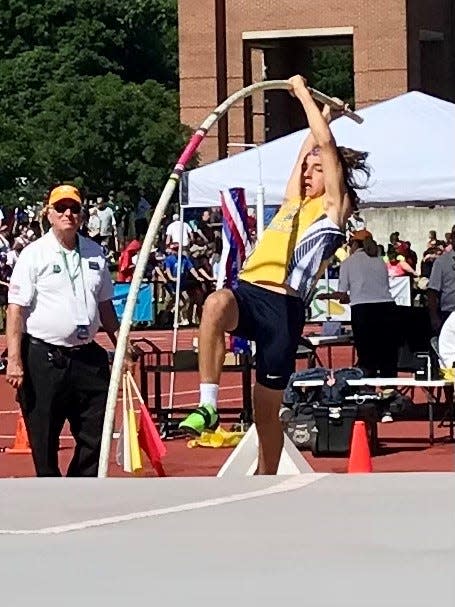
left=281, top=367, right=378, bottom=455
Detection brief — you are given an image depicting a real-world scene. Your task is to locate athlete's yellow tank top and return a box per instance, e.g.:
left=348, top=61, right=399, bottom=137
left=240, top=195, right=343, bottom=300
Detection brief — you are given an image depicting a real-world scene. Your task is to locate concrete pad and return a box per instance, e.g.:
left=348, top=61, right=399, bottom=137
left=0, top=474, right=453, bottom=606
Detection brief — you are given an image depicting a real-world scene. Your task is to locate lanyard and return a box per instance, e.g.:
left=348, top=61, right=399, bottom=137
left=60, top=245, right=82, bottom=296
left=59, top=238, right=89, bottom=325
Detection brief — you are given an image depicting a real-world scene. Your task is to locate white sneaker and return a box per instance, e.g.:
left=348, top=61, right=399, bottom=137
left=381, top=413, right=394, bottom=423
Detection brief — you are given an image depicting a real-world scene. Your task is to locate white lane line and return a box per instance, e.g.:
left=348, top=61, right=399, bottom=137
left=0, top=474, right=328, bottom=536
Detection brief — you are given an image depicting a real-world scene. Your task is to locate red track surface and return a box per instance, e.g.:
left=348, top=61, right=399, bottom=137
left=0, top=328, right=453, bottom=477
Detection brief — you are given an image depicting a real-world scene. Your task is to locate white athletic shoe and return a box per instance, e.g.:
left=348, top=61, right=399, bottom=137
left=381, top=413, right=394, bottom=423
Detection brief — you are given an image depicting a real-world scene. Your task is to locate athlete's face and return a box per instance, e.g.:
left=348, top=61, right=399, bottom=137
left=301, top=149, right=326, bottom=199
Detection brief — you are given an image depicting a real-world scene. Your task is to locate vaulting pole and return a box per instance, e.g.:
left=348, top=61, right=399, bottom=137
left=98, top=80, right=362, bottom=476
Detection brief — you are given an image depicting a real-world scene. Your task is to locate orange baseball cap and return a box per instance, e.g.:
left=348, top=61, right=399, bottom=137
left=48, top=185, right=82, bottom=206
left=351, top=229, right=372, bottom=241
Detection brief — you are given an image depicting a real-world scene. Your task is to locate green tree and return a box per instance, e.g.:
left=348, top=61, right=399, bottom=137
left=30, top=74, right=188, bottom=198
left=0, top=0, right=184, bottom=207
left=0, top=0, right=178, bottom=85
left=309, top=46, right=355, bottom=109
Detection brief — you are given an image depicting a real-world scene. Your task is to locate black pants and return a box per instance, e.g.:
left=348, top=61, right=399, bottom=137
left=351, top=302, right=399, bottom=378
left=18, top=336, right=110, bottom=477
left=135, top=218, right=148, bottom=239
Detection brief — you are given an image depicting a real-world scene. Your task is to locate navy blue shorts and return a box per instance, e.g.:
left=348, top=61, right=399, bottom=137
left=230, top=280, right=305, bottom=390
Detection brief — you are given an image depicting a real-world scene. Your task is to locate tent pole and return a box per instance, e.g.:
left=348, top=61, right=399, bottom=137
left=325, top=268, right=331, bottom=322
left=227, top=142, right=264, bottom=238
left=255, top=145, right=265, bottom=239
left=168, top=206, right=186, bottom=410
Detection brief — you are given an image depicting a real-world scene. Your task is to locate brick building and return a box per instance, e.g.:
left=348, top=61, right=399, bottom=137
left=178, top=0, right=455, bottom=164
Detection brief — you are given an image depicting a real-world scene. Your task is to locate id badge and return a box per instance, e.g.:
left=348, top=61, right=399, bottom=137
left=74, top=291, right=90, bottom=340
left=74, top=288, right=90, bottom=326
left=76, top=325, right=90, bottom=340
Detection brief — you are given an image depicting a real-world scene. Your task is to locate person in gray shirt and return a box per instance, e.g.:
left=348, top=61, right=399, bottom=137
left=319, top=230, right=399, bottom=386
left=427, top=247, right=455, bottom=334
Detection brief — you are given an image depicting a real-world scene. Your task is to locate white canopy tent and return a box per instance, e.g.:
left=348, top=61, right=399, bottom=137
left=168, top=91, right=455, bottom=409
left=181, top=91, right=455, bottom=209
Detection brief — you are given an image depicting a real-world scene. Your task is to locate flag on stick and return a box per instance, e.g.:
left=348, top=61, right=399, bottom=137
left=127, top=371, right=167, bottom=477
left=126, top=374, right=143, bottom=474
left=116, top=374, right=133, bottom=473
left=220, top=187, right=253, bottom=354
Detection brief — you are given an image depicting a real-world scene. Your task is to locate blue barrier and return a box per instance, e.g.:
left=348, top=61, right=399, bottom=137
left=112, top=282, right=155, bottom=323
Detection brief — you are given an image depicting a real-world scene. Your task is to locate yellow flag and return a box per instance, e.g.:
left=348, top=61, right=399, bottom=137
left=128, top=408, right=143, bottom=474
left=116, top=374, right=133, bottom=473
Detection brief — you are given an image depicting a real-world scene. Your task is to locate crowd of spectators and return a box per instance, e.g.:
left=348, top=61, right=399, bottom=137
left=116, top=206, right=256, bottom=327
left=333, top=211, right=454, bottom=289
left=0, top=191, right=245, bottom=329
left=0, top=194, right=452, bottom=330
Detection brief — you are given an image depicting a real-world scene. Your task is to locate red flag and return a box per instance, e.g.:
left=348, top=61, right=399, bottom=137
left=137, top=404, right=167, bottom=477
left=126, top=371, right=167, bottom=478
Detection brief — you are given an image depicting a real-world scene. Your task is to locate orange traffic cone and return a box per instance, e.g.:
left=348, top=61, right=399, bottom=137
left=5, top=413, right=32, bottom=454
left=347, top=421, right=372, bottom=473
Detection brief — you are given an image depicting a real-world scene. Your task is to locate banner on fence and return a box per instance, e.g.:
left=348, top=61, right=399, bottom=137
left=309, top=276, right=411, bottom=322
left=112, top=283, right=154, bottom=323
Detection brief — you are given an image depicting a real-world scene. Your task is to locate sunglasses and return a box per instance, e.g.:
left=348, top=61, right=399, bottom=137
left=53, top=201, right=81, bottom=215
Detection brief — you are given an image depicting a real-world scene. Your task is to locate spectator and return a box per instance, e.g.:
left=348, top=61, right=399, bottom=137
left=96, top=196, right=117, bottom=254
left=0, top=226, right=11, bottom=254
left=5, top=184, right=136, bottom=477
left=196, top=253, right=217, bottom=285
left=186, top=248, right=209, bottom=324
left=427, top=230, right=444, bottom=249
left=139, top=248, right=167, bottom=303
left=427, top=230, right=438, bottom=247
left=117, top=239, right=142, bottom=283
left=87, top=207, right=101, bottom=243
left=438, top=312, right=455, bottom=368
left=211, top=252, right=221, bottom=282
left=197, top=210, right=213, bottom=243
left=247, top=208, right=257, bottom=234
left=26, top=228, right=37, bottom=244
left=0, top=253, right=11, bottom=330
left=209, top=207, right=222, bottom=225
left=6, top=240, right=24, bottom=269
left=396, top=241, right=417, bottom=270
left=427, top=244, right=455, bottom=334
left=387, top=231, right=402, bottom=255
left=165, top=214, right=193, bottom=248
left=29, top=221, right=42, bottom=240
left=135, top=189, right=151, bottom=239
left=386, top=249, right=418, bottom=278
left=346, top=209, right=366, bottom=235
left=164, top=243, right=203, bottom=325
left=421, top=246, right=442, bottom=279
left=317, top=230, right=398, bottom=422
left=14, top=224, right=32, bottom=248
left=444, top=232, right=453, bottom=252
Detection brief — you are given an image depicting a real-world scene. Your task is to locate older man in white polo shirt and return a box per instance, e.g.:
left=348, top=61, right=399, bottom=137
left=6, top=184, right=135, bottom=477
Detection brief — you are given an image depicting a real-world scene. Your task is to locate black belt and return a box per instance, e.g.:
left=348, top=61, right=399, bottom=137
left=25, top=335, right=93, bottom=352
